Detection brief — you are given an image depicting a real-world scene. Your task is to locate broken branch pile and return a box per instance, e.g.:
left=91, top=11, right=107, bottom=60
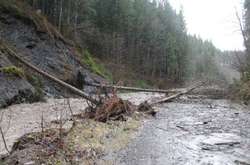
left=85, top=94, right=136, bottom=122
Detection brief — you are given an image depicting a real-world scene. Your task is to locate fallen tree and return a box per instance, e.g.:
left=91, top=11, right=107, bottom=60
left=149, top=81, right=205, bottom=106
left=86, top=83, right=183, bottom=94
left=136, top=82, right=205, bottom=115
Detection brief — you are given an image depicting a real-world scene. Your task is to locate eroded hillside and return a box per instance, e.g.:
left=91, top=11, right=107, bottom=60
left=0, top=0, right=106, bottom=108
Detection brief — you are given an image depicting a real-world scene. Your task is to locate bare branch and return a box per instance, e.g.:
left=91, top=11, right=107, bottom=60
left=66, top=98, right=76, bottom=122
left=41, top=111, right=44, bottom=134
left=0, top=126, right=10, bottom=154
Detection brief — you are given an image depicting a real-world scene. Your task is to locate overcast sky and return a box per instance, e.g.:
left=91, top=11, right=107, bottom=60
left=168, top=0, right=245, bottom=51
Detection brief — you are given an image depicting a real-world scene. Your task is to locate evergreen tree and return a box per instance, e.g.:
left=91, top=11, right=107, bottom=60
left=26, top=0, right=221, bottom=83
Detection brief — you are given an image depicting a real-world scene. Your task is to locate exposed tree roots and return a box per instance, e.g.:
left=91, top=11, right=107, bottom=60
left=85, top=94, right=137, bottom=122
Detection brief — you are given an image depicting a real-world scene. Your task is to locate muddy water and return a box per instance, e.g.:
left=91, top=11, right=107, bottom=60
left=0, top=92, right=164, bottom=156
left=115, top=97, right=250, bottom=165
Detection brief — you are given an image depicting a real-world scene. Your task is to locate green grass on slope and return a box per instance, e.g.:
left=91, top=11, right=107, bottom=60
left=0, top=66, right=24, bottom=77
left=81, top=50, right=112, bottom=81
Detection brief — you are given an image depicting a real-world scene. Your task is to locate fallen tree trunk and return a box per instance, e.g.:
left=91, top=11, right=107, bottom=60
left=86, top=83, right=183, bottom=94
left=1, top=41, right=100, bottom=105
left=149, top=82, right=205, bottom=106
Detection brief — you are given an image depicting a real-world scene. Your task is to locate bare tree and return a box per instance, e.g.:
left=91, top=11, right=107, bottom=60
left=235, top=8, right=250, bottom=77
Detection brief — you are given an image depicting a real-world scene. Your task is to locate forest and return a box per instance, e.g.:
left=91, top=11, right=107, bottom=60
left=26, top=0, right=223, bottom=85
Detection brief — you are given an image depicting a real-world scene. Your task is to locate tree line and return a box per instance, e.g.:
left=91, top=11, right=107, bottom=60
left=27, top=0, right=222, bottom=83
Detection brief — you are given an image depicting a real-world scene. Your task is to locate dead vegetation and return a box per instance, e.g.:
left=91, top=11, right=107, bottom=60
left=3, top=129, right=72, bottom=165
left=2, top=117, right=141, bottom=164
left=64, top=118, right=141, bottom=164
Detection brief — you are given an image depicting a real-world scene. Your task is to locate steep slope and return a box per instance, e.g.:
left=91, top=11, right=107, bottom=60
left=0, top=0, right=106, bottom=108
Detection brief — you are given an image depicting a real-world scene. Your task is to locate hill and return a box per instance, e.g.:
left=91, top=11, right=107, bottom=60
left=0, top=0, right=106, bottom=108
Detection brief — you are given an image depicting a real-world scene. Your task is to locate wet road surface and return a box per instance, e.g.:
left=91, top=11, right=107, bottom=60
left=114, top=97, right=250, bottom=165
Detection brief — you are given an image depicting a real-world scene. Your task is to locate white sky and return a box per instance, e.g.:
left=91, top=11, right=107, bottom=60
left=168, top=0, right=245, bottom=51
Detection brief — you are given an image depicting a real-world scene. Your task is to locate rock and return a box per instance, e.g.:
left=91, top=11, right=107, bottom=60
left=77, top=70, right=106, bottom=94
left=0, top=73, right=35, bottom=108
left=24, top=161, right=35, bottom=165
left=0, top=54, right=12, bottom=67
left=0, top=55, right=35, bottom=108
left=199, top=133, right=241, bottom=151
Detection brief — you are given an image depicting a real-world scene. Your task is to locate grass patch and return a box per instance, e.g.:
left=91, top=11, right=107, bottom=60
left=81, top=50, right=112, bottom=81
left=65, top=118, right=140, bottom=164
left=0, top=66, right=24, bottom=77
left=3, top=117, right=141, bottom=164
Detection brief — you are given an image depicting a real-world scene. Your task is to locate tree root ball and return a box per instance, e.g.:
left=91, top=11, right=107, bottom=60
left=90, top=95, right=136, bottom=122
